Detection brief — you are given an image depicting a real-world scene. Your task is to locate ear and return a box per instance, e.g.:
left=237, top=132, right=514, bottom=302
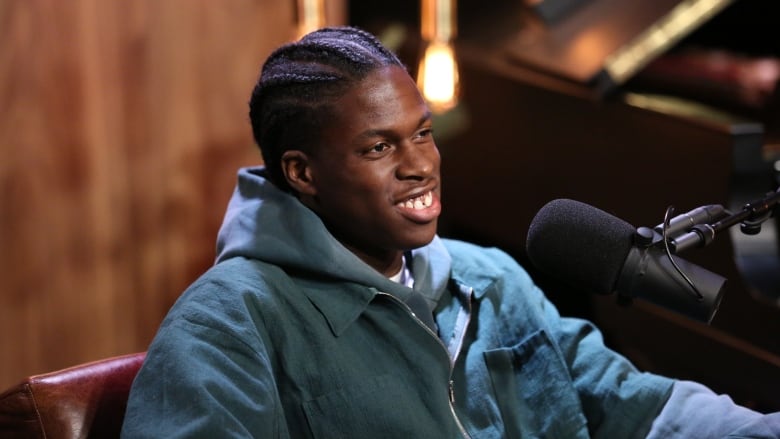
left=281, top=150, right=317, bottom=196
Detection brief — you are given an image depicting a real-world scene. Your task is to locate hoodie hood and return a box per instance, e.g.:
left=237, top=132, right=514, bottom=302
left=216, top=167, right=452, bottom=306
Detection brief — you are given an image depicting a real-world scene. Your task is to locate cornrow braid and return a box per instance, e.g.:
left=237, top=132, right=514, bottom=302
left=249, top=26, right=405, bottom=192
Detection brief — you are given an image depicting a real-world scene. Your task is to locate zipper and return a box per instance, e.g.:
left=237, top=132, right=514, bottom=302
left=377, top=292, right=472, bottom=439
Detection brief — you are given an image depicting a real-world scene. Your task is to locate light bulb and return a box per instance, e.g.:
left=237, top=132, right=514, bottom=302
left=418, top=40, right=460, bottom=113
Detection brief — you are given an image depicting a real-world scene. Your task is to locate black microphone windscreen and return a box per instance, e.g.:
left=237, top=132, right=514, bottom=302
left=526, top=199, right=636, bottom=294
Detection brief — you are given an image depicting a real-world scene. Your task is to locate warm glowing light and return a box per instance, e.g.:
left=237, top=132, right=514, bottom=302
left=421, top=0, right=456, bottom=42
left=296, top=0, right=326, bottom=39
left=417, top=41, right=459, bottom=113
left=417, top=0, right=459, bottom=113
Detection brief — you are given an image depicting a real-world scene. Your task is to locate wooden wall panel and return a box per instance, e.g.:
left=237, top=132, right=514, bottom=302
left=0, top=0, right=342, bottom=388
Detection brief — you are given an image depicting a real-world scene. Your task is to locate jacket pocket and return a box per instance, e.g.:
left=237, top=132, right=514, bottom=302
left=484, top=329, right=589, bottom=439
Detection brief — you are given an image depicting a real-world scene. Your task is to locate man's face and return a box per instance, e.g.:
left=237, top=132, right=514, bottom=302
left=297, top=65, right=442, bottom=275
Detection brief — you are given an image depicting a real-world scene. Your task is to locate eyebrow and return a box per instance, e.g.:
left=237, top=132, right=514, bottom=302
left=354, top=111, right=433, bottom=142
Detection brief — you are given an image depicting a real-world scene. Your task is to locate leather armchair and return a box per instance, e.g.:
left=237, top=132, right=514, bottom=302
left=0, top=352, right=146, bottom=439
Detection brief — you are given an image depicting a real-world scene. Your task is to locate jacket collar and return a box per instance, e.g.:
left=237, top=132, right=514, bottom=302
left=298, top=238, right=454, bottom=337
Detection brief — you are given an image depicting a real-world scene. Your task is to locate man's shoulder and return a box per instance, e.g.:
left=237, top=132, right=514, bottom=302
left=440, top=238, right=531, bottom=285
left=440, top=238, right=516, bottom=268
left=160, top=257, right=301, bottom=335
left=201, top=256, right=285, bottom=284
left=177, top=257, right=293, bottom=309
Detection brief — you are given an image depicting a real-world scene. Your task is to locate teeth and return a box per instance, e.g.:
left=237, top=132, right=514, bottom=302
left=400, top=191, right=433, bottom=210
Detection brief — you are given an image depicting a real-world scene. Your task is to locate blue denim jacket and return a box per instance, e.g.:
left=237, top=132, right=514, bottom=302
left=121, top=167, right=772, bottom=437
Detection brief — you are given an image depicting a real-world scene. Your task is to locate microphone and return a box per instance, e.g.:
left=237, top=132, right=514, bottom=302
left=526, top=199, right=726, bottom=323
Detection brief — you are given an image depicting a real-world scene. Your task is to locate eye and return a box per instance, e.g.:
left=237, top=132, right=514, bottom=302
left=367, top=142, right=391, bottom=154
left=415, top=128, right=434, bottom=140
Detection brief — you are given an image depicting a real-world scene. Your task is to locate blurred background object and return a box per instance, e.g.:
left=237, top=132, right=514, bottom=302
left=417, top=0, right=460, bottom=113
left=296, top=0, right=327, bottom=38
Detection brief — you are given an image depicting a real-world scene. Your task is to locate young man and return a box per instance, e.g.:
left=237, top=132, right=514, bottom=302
left=122, top=27, right=779, bottom=438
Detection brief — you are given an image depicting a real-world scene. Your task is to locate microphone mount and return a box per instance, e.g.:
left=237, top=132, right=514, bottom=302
left=616, top=187, right=779, bottom=322
left=664, top=187, right=780, bottom=254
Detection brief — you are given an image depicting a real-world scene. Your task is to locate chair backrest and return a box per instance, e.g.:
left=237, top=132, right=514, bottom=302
left=0, top=352, right=146, bottom=439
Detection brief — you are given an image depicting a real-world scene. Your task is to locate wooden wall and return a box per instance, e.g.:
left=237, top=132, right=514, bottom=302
left=0, top=0, right=343, bottom=389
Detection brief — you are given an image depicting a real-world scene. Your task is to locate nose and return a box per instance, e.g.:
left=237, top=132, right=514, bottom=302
left=396, top=142, right=440, bottom=180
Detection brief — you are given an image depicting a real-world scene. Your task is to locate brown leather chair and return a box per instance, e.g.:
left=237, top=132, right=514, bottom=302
left=0, top=352, right=146, bottom=439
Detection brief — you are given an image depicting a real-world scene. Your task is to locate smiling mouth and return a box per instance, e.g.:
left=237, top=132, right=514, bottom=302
left=397, top=191, right=434, bottom=210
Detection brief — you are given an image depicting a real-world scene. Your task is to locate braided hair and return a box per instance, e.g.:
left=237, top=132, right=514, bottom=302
left=249, top=26, right=405, bottom=192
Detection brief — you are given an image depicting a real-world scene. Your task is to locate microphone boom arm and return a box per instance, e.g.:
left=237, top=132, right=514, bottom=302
left=670, top=187, right=780, bottom=253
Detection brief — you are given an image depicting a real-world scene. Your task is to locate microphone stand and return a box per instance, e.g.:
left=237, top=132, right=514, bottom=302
left=670, top=187, right=780, bottom=254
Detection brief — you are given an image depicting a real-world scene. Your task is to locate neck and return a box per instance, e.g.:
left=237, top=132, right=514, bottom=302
left=342, top=243, right=404, bottom=277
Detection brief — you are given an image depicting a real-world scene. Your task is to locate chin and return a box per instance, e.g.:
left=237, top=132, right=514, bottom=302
left=401, top=230, right=438, bottom=251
